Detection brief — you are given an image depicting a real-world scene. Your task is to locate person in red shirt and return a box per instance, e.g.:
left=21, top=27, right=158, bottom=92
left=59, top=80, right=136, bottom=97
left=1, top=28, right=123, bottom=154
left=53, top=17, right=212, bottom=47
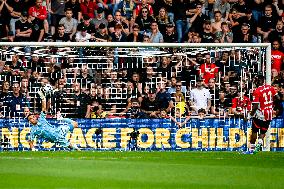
left=80, top=0, right=99, bottom=19
left=28, top=0, right=48, bottom=34
left=199, top=53, right=218, bottom=84
left=231, top=91, right=251, bottom=118
left=246, top=75, right=279, bottom=154
left=271, top=40, right=284, bottom=73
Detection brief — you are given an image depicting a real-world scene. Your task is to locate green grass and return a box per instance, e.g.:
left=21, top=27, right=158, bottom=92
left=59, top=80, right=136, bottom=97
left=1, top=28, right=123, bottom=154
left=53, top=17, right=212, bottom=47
left=0, top=151, right=284, bottom=189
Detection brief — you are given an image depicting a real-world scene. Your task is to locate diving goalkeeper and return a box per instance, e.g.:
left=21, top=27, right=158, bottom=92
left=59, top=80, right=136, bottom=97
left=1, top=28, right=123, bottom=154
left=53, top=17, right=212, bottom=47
left=28, top=90, right=80, bottom=151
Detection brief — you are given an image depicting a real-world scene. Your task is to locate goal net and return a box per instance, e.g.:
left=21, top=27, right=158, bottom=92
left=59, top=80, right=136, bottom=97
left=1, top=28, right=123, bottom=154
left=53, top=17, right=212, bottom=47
left=0, top=42, right=273, bottom=151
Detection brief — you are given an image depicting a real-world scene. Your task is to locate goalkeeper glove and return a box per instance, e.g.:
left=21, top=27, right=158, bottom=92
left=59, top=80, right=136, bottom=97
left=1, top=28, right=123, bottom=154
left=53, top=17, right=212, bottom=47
left=37, top=90, right=46, bottom=100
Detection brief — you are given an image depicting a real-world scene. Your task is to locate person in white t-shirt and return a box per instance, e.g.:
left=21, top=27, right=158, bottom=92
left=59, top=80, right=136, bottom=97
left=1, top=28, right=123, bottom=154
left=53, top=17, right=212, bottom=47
left=190, top=78, right=211, bottom=114
left=75, top=26, right=94, bottom=42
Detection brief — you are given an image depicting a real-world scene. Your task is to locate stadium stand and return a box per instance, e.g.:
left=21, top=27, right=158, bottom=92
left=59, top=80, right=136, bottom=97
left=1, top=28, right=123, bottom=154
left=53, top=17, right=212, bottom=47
left=0, top=0, right=283, bottom=120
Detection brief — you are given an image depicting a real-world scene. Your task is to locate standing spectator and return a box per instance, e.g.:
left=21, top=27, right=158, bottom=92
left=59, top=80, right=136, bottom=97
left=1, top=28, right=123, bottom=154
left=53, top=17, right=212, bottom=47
left=0, top=81, right=10, bottom=117
left=3, top=53, right=24, bottom=82
left=0, top=0, right=10, bottom=38
left=156, top=79, right=173, bottom=112
left=148, top=20, right=163, bottom=43
left=76, top=64, right=94, bottom=89
left=134, top=7, right=154, bottom=33
left=231, top=91, right=251, bottom=118
left=168, top=79, right=187, bottom=95
left=15, top=11, right=32, bottom=42
left=213, top=0, right=230, bottom=21
left=68, top=82, right=90, bottom=118
left=157, top=56, right=172, bottom=79
left=172, top=0, right=191, bottom=43
left=3, top=82, right=30, bottom=118
left=271, top=40, right=284, bottom=73
left=199, top=53, right=218, bottom=84
left=215, top=22, right=233, bottom=43
left=134, top=0, right=153, bottom=18
left=4, top=0, right=22, bottom=36
left=189, top=3, right=209, bottom=35
left=153, top=0, right=174, bottom=22
left=59, top=8, right=78, bottom=41
left=28, top=0, right=48, bottom=35
left=49, top=0, right=66, bottom=35
left=190, top=77, right=211, bottom=114
left=211, top=89, right=231, bottom=117
left=116, top=0, right=136, bottom=26
left=239, top=9, right=257, bottom=35
left=52, top=24, right=70, bottom=42
left=231, top=0, right=248, bottom=17
left=257, top=4, right=278, bottom=42
left=64, top=0, right=81, bottom=21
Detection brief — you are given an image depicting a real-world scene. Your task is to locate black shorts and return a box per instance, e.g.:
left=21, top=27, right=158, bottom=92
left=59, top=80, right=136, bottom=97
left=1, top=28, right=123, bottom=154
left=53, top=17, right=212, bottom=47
left=252, top=118, right=271, bottom=134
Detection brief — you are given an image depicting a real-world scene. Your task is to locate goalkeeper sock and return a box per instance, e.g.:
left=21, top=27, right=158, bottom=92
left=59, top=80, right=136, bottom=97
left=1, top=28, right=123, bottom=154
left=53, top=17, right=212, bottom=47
left=257, top=139, right=263, bottom=145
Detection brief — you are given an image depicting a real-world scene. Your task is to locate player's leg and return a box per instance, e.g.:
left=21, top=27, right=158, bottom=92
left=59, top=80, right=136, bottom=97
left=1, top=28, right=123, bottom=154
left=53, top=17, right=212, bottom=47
left=255, top=120, right=271, bottom=152
left=248, top=118, right=261, bottom=153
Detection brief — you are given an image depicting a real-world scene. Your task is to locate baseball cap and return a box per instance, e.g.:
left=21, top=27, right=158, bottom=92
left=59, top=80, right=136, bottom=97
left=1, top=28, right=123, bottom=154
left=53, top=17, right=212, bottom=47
left=81, top=26, right=87, bottom=31
left=97, top=7, right=104, bottom=14
left=22, top=11, right=29, bottom=17
left=99, top=23, right=106, bottom=29
left=166, top=22, right=175, bottom=27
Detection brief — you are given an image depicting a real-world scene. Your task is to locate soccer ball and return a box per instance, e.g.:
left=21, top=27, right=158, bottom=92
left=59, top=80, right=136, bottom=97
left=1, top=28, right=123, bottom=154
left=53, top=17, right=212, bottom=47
left=42, top=84, right=53, bottom=95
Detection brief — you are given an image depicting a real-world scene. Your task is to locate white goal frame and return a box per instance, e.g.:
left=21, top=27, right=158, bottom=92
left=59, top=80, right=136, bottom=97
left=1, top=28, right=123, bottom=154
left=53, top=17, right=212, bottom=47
left=0, top=42, right=272, bottom=151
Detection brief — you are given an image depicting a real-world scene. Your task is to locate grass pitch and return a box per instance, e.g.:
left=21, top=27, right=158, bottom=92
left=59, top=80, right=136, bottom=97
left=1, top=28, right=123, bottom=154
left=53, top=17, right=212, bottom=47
left=0, top=151, right=284, bottom=189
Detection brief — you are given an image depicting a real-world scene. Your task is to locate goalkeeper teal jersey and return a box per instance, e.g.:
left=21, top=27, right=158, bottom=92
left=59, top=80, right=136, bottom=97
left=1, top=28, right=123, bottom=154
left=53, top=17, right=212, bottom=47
left=30, top=112, right=59, bottom=142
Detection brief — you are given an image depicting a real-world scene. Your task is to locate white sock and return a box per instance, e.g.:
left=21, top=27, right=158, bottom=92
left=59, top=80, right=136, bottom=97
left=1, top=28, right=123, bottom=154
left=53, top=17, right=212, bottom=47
left=258, top=139, right=263, bottom=145
left=250, top=144, right=255, bottom=151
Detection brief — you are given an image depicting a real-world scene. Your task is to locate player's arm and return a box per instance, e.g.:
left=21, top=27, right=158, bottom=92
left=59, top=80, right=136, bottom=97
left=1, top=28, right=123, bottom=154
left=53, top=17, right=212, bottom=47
left=37, top=89, right=46, bottom=112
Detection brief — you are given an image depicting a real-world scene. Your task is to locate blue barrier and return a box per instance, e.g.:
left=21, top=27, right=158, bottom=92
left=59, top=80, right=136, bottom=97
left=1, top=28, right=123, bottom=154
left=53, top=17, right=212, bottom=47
left=0, top=118, right=284, bottom=151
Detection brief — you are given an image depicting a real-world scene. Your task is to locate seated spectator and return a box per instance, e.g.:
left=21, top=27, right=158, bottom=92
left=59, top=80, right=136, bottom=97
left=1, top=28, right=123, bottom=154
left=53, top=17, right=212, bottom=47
left=189, top=3, right=209, bottom=35
left=125, top=98, right=147, bottom=118
left=200, top=20, right=214, bottom=43
left=147, top=20, right=163, bottom=43
left=116, top=0, right=136, bottom=26
left=110, top=23, right=127, bottom=42
left=211, top=11, right=224, bottom=34
left=134, top=7, right=154, bottom=33
left=211, top=89, right=231, bottom=117
left=268, top=19, right=284, bottom=43
left=127, top=24, right=144, bottom=42
left=271, top=40, right=284, bottom=73
left=233, top=22, right=255, bottom=43
left=215, top=22, right=233, bottom=43
left=15, top=11, right=32, bottom=42
left=5, top=0, right=22, bottom=36
left=93, top=7, right=108, bottom=30
left=75, top=26, right=94, bottom=42
left=168, top=78, right=187, bottom=95
left=28, top=0, right=48, bottom=34
left=28, top=13, right=44, bottom=42
left=76, top=64, right=94, bottom=89
left=59, top=8, right=78, bottom=41
left=52, top=24, right=71, bottom=42
left=108, top=10, right=129, bottom=35
left=95, top=23, right=111, bottom=42
left=3, top=53, right=25, bottom=82
left=77, top=15, right=96, bottom=36
left=156, top=7, right=169, bottom=36
left=156, top=79, right=173, bottom=112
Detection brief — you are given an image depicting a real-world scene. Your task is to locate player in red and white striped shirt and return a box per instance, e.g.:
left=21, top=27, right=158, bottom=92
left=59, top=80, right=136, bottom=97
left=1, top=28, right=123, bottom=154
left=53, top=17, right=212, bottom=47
left=247, top=75, right=279, bottom=154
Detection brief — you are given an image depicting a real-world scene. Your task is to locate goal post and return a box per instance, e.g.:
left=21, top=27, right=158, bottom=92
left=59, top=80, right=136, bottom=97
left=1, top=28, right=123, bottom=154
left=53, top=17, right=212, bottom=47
left=0, top=42, right=272, bottom=151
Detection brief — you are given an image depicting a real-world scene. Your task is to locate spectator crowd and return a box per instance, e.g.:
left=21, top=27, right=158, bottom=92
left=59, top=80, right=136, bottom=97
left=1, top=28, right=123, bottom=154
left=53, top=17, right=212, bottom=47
left=0, top=0, right=283, bottom=121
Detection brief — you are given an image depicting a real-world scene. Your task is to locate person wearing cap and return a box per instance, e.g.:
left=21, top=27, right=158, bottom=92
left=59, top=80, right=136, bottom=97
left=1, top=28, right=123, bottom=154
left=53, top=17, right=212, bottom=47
left=15, top=11, right=32, bottom=42
left=163, top=22, right=177, bottom=43
left=59, top=8, right=78, bottom=41
left=93, top=7, right=108, bottom=30
left=94, top=23, right=110, bottom=42
left=75, top=25, right=94, bottom=42
left=200, top=20, right=214, bottom=43
left=141, top=87, right=160, bottom=118
left=3, top=0, right=22, bottom=36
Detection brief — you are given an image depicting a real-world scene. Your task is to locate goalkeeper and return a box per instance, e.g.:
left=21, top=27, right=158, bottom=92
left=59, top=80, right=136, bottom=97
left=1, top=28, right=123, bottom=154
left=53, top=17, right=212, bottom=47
left=28, top=89, right=80, bottom=151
